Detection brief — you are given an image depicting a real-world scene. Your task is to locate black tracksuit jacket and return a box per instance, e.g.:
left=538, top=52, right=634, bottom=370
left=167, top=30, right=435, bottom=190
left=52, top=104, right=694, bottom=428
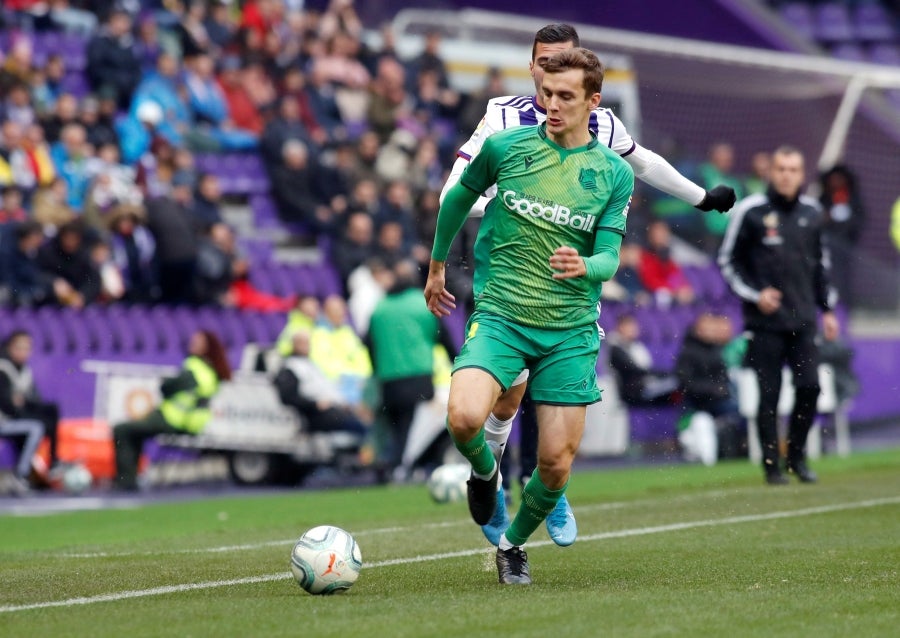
left=718, top=186, right=837, bottom=332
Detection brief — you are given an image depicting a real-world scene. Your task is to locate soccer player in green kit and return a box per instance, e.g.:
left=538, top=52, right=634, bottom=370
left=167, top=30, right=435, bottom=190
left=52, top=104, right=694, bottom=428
left=424, top=47, right=634, bottom=585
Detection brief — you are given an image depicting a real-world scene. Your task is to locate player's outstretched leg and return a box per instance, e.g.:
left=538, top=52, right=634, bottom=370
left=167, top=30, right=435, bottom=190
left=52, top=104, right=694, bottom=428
left=495, top=471, right=566, bottom=584
left=544, top=494, right=577, bottom=546
left=495, top=545, right=531, bottom=585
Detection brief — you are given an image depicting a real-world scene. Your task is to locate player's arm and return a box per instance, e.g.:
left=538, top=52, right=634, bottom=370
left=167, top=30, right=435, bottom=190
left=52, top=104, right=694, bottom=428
left=581, top=165, right=633, bottom=283
left=552, top=165, right=632, bottom=283
left=427, top=135, right=501, bottom=316
left=440, top=155, right=492, bottom=218
left=425, top=181, right=482, bottom=317
left=624, top=143, right=736, bottom=213
left=439, top=102, right=504, bottom=217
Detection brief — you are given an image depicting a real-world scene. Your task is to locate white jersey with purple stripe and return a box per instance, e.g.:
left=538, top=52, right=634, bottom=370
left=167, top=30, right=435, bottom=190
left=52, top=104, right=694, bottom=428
left=458, top=94, right=636, bottom=161
left=455, top=95, right=636, bottom=202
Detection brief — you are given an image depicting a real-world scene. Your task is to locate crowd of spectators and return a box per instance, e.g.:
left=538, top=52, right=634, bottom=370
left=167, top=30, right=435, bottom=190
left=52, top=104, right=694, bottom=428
left=1, top=3, right=868, bottom=318
left=0, top=0, right=464, bottom=316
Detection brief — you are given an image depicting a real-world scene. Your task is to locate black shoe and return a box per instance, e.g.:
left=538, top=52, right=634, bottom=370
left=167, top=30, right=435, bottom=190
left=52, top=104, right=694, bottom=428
left=496, top=546, right=532, bottom=585
left=466, top=442, right=500, bottom=525
left=765, top=471, right=789, bottom=486
left=786, top=459, right=818, bottom=483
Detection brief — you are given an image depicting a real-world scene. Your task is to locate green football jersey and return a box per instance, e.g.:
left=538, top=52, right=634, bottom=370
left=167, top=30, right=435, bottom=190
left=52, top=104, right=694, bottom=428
left=460, top=123, right=634, bottom=328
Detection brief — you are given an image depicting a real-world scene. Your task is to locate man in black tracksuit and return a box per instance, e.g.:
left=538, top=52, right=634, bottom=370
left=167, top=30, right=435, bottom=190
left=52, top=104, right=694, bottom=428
left=718, top=146, right=840, bottom=485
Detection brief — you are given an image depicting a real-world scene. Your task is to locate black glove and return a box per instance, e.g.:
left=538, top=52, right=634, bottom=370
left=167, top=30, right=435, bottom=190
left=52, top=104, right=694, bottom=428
left=695, top=185, right=737, bottom=213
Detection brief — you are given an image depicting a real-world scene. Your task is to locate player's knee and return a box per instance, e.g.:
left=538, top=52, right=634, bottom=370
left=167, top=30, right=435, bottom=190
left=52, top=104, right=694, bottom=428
left=446, top=402, right=488, bottom=440
left=536, top=455, right=573, bottom=489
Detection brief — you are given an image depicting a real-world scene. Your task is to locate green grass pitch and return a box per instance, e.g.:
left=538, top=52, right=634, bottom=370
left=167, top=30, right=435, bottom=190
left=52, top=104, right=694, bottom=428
left=2, top=449, right=899, bottom=638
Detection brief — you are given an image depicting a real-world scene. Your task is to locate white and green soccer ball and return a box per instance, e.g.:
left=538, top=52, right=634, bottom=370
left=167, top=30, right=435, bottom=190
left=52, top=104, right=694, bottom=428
left=290, top=525, right=362, bottom=595
left=61, top=464, right=93, bottom=494
left=427, top=463, right=470, bottom=504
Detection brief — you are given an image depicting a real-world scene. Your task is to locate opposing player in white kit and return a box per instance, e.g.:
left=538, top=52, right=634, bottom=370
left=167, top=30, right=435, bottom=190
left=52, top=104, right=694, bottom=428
left=439, top=24, right=736, bottom=548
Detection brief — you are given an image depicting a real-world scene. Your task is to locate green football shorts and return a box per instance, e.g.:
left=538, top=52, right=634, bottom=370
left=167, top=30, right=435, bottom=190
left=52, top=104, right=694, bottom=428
left=452, top=310, right=601, bottom=405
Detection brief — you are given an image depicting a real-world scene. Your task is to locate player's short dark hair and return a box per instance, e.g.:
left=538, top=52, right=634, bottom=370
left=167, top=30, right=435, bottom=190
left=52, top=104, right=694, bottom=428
left=541, top=47, right=604, bottom=95
left=773, top=144, right=804, bottom=161
left=531, top=23, right=580, bottom=60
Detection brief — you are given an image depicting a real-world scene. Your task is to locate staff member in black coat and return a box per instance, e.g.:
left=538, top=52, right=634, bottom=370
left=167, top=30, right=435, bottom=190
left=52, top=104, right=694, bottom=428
left=718, top=145, right=839, bottom=485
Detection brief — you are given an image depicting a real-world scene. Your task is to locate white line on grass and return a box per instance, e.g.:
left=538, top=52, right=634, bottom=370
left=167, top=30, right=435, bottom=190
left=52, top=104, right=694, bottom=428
left=3, top=495, right=898, bottom=615
left=55, top=487, right=755, bottom=559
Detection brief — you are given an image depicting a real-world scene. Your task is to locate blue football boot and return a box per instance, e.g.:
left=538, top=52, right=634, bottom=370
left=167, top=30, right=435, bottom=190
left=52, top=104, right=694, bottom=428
left=545, top=494, right=577, bottom=546
left=480, top=485, right=510, bottom=546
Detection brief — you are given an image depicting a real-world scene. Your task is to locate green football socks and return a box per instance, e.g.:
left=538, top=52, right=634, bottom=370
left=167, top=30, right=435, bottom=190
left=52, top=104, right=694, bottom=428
left=449, top=425, right=496, bottom=477
left=504, top=471, right=567, bottom=547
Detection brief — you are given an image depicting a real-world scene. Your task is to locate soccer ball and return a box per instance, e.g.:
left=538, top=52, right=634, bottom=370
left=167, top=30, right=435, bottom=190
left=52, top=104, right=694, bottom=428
left=60, top=464, right=93, bottom=494
left=290, top=525, right=362, bottom=595
left=427, top=463, right=470, bottom=504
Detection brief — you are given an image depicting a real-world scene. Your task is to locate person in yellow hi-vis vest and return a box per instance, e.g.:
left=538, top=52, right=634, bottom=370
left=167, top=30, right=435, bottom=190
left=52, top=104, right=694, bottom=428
left=112, top=330, right=232, bottom=491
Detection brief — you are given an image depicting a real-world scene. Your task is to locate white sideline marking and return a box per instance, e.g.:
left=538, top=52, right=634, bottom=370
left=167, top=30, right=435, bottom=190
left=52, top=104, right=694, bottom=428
left=2, top=495, right=898, bottom=615
left=55, top=488, right=753, bottom=559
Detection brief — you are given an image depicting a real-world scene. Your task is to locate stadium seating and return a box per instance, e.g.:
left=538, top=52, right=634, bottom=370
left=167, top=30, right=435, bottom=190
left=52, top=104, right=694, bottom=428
left=814, top=2, right=856, bottom=43
left=195, top=153, right=271, bottom=196
left=868, top=42, right=900, bottom=65
left=853, top=3, right=896, bottom=42
left=778, top=2, right=816, bottom=39
left=774, top=0, right=899, bottom=60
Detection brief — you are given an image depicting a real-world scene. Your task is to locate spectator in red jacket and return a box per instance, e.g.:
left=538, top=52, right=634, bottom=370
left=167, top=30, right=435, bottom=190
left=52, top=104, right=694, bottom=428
left=217, top=56, right=265, bottom=136
left=639, top=220, right=695, bottom=306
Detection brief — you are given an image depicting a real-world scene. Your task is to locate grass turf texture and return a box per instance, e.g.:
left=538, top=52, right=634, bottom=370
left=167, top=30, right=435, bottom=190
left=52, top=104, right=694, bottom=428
left=2, top=449, right=898, bottom=638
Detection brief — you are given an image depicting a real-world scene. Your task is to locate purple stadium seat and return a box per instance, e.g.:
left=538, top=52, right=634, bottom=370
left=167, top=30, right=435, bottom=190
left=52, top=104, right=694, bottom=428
left=779, top=2, right=816, bottom=40
left=122, top=308, right=159, bottom=354
left=242, top=311, right=271, bottom=345
left=270, top=264, right=295, bottom=297
left=250, top=194, right=280, bottom=228
left=147, top=306, right=182, bottom=354
left=193, top=153, right=215, bottom=173
left=313, top=263, right=343, bottom=298
left=0, top=438, right=19, bottom=472
left=887, top=88, right=900, bottom=110
left=143, top=438, right=200, bottom=465
left=62, top=311, right=92, bottom=355
left=220, top=307, right=251, bottom=347
left=869, top=42, right=900, bottom=66
left=854, top=3, right=896, bottom=42
left=60, top=33, right=87, bottom=66
left=249, top=263, right=276, bottom=294
left=262, top=312, right=287, bottom=342
left=831, top=42, right=867, bottom=62
left=82, top=309, right=116, bottom=354
left=815, top=2, right=855, bottom=43
left=627, top=405, right=680, bottom=443
left=239, top=237, right=274, bottom=264
left=61, top=72, right=90, bottom=97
